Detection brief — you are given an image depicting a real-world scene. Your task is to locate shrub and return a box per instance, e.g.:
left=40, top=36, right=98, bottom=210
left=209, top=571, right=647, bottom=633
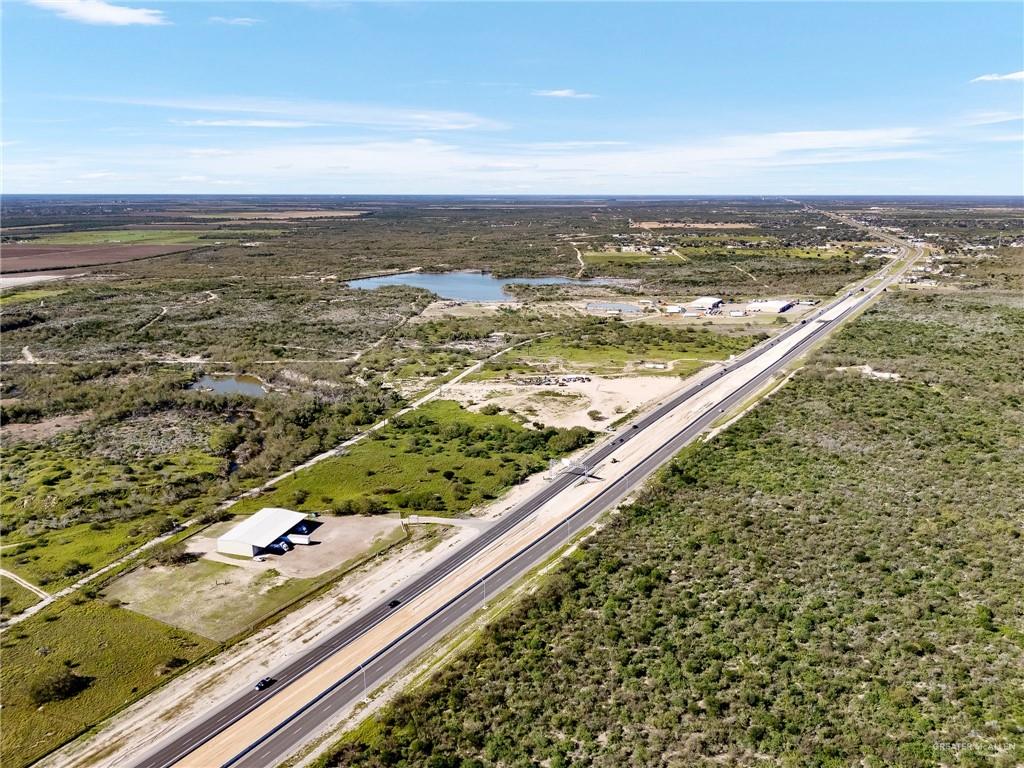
left=29, top=668, right=92, bottom=706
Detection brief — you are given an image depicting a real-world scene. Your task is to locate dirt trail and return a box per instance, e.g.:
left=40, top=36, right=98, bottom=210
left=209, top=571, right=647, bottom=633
left=137, top=306, right=168, bottom=333
left=732, top=263, right=769, bottom=287
left=0, top=569, right=50, bottom=600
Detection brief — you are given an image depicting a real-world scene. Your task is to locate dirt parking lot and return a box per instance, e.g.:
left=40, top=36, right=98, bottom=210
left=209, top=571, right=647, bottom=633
left=187, top=514, right=404, bottom=578
left=107, top=515, right=406, bottom=640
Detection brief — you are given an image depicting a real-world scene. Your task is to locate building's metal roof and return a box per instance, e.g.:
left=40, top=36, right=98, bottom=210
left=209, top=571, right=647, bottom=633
left=217, top=507, right=306, bottom=548
left=691, top=296, right=723, bottom=308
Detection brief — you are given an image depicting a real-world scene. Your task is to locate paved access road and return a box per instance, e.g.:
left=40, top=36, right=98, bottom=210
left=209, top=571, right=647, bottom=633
left=135, top=231, right=920, bottom=768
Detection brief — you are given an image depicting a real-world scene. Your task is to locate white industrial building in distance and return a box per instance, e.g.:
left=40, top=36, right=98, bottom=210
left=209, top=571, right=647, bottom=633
left=216, top=507, right=309, bottom=558
left=689, top=296, right=724, bottom=311
left=746, top=299, right=794, bottom=314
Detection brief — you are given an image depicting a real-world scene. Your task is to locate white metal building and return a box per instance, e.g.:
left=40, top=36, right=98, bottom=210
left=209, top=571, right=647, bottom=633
left=217, top=507, right=307, bottom=558
left=690, top=296, right=723, bottom=311
left=746, top=299, right=794, bottom=314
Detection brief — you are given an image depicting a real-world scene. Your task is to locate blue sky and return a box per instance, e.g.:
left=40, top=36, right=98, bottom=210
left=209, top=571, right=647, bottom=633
left=2, top=1, right=1022, bottom=194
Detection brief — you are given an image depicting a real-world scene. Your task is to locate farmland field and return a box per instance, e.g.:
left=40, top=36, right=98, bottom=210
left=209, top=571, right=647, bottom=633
left=0, top=243, right=203, bottom=273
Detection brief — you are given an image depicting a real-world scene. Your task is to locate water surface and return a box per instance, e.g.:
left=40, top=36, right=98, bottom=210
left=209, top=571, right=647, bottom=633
left=347, top=271, right=595, bottom=302
left=190, top=374, right=267, bottom=397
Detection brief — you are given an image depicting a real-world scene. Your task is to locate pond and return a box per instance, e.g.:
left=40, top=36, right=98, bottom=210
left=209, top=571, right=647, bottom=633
left=347, top=271, right=597, bottom=302
left=190, top=374, right=267, bottom=397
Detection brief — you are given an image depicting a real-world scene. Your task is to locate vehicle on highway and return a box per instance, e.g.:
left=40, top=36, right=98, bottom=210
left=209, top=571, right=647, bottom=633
left=388, top=599, right=402, bottom=608
left=254, top=677, right=274, bottom=691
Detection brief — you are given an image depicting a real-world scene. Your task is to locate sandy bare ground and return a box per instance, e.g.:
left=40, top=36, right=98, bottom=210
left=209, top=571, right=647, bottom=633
left=632, top=220, right=759, bottom=229
left=446, top=374, right=689, bottom=430
left=415, top=299, right=521, bottom=320
left=186, top=515, right=404, bottom=580
left=108, top=516, right=403, bottom=642
left=0, top=272, right=80, bottom=289
left=0, top=411, right=91, bottom=442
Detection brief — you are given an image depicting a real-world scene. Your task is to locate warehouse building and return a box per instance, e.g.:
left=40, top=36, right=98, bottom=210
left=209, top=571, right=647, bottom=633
left=216, top=507, right=308, bottom=558
left=689, top=296, right=723, bottom=311
left=746, top=299, right=794, bottom=314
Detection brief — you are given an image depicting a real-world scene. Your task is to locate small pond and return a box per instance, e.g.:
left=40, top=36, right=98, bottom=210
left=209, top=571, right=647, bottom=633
left=347, top=271, right=599, bottom=302
left=190, top=374, right=267, bottom=397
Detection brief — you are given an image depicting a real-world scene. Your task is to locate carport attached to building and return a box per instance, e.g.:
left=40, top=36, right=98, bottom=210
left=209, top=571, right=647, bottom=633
left=216, top=507, right=308, bottom=558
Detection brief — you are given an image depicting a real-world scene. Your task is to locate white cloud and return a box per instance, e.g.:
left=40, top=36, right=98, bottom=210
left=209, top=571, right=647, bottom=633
left=961, top=110, right=1024, bottom=127
left=971, top=70, right=1024, bottom=83
left=519, top=140, right=629, bottom=150
left=27, top=0, right=168, bottom=26
left=7, top=125, right=936, bottom=194
left=208, top=16, right=263, bottom=26
left=89, top=95, right=504, bottom=131
left=174, top=119, right=326, bottom=128
left=982, top=133, right=1024, bottom=143
left=532, top=89, right=597, bottom=99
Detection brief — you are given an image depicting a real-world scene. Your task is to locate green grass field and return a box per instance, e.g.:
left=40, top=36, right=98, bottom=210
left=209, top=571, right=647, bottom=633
left=482, top=322, right=755, bottom=377
left=0, top=599, right=215, bottom=768
left=0, top=574, right=43, bottom=619
left=233, top=400, right=590, bottom=517
left=0, top=521, right=146, bottom=590
left=0, top=288, right=68, bottom=307
left=35, top=229, right=280, bottom=245
left=1, top=446, right=221, bottom=588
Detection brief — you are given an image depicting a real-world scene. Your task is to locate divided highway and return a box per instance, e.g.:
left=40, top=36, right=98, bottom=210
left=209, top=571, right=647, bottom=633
left=134, top=230, right=920, bottom=768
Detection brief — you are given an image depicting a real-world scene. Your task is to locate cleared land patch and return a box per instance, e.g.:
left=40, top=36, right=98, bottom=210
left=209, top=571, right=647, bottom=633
left=108, top=515, right=405, bottom=640
left=445, top=374, right=689, bottom=430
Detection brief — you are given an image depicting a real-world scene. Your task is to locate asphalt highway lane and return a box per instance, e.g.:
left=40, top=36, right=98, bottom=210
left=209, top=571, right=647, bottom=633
left=134, top=238, right=916, bottom=768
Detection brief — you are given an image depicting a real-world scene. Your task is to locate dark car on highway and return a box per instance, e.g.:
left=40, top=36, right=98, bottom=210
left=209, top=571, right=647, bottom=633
left=255, top=677, right=275, bottom=691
